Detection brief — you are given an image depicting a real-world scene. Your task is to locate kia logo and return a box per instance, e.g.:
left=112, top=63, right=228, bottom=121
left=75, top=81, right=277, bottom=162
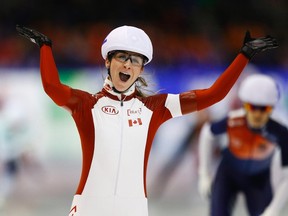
left=101, top=106, right=119, bottom=115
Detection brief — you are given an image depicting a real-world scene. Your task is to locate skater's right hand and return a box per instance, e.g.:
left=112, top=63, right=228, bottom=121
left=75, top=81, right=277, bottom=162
left=16, top=25, right=52, bottom=47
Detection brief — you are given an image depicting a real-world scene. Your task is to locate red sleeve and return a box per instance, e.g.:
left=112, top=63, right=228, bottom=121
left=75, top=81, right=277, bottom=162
left=40, top=45, right=71, bottom=106
left=180, top=53, right=249, bottom=114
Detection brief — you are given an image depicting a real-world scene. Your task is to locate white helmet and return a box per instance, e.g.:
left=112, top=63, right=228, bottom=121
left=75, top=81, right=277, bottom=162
left=101, top=25, right=153, bottom=65
left=238, top=74, right=280, bottom=106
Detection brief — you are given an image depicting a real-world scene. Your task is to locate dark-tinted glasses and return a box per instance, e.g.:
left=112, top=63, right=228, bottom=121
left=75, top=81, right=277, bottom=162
left=244, top=103, right=273, bottom=113
left=112, top=51, right=144, bottom=67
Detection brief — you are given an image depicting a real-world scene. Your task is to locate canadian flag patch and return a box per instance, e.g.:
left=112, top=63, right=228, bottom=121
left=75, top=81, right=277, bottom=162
left=128, top=118, right=142, bottom=127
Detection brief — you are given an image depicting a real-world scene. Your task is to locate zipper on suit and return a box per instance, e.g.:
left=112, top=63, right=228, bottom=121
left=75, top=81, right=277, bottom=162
left=114, top=100, right=125, bottom=195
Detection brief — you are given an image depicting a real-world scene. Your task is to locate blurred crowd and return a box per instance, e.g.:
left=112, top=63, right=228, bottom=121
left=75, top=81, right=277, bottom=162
left=0, top=0, right=288, bottom=68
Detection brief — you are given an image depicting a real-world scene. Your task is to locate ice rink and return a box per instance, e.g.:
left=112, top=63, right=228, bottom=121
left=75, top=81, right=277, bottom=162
left=0, top=71, right=288, bottom=216
left=1, top=154, right=288, bottom=216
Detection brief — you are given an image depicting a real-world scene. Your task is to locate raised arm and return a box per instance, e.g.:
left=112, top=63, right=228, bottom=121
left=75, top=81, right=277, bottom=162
left=40, top=45, right=71, bottom=106
left=180, top=31, right=279, bottom=114
left=16, top=25, right=71, bottom=106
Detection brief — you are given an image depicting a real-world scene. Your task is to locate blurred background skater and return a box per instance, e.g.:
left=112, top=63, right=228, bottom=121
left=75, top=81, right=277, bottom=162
left=198, top=74, right=288, bottom=216
left=0, top=85, right=45, bottom=210
left=149, top=67, right=274, bottom=200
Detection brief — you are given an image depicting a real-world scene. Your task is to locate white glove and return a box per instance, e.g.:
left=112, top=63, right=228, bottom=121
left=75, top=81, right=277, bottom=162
left=198, top=123, right=214, bottom=201
left=260, top=206, right=279, bottom=216
left=198, top=173, right=212, bottom=200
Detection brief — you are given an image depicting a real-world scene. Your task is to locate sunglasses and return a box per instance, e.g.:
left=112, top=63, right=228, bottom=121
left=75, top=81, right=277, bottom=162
left=244, top=103, right=273, bottom=113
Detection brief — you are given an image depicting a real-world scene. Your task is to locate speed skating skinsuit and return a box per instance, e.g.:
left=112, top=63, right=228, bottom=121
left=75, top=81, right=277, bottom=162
left=40, top=45, right=248, bottom=216
left=208, top=109, right=288, bottom=216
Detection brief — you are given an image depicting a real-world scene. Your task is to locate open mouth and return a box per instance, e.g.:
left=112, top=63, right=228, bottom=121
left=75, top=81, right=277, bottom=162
left=119, top=72, right=131, bottom=82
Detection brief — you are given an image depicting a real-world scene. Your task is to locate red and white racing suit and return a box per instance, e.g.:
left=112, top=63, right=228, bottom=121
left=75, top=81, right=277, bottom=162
left=39, top=45, right=248, bottom=216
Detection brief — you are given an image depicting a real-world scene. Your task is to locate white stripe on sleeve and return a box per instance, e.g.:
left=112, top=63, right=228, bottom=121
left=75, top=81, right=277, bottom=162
left=165, top=94, right=182, bottom=117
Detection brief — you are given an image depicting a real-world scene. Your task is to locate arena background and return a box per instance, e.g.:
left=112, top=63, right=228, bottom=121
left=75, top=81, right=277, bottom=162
left=0, top=0, right=287, bottom=215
